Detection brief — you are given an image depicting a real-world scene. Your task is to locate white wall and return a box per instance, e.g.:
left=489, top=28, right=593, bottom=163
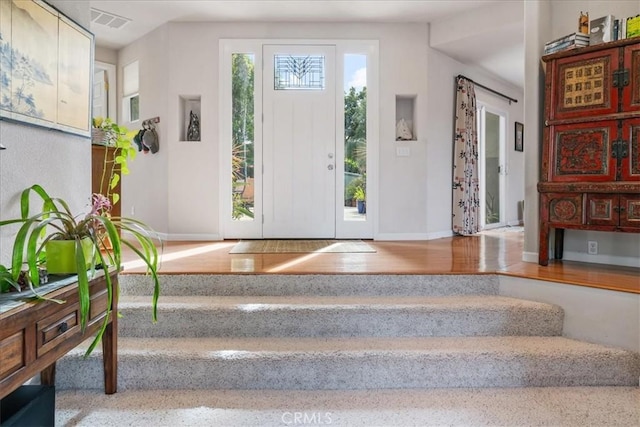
left=166, top=24, right=219, bottom=239
left=0, top=1, right=91, bottom=265
left=500, top=276, right=640, bottom=352
left=95, top=46, right=117, bottom=65
left=118, top=21, right=524, bottom=240
left=523, top=0, right=551, bottom=262
left=118, top=26, right=170, bottom=234
left=523, top=0, right=640, bottom=266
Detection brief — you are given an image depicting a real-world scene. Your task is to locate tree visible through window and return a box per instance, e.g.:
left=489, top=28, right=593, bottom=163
left=231, top=53, right=255, bottom=220
left=344, top=54, right=367, bottom=220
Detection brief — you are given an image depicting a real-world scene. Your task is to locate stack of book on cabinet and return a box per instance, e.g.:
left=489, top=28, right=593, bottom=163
left=590, top=14, right=640, bottom=45
left=544, top=32, right=590, bottom=55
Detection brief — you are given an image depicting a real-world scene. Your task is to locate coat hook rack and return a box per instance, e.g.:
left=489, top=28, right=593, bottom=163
left=142, top=116, right=160, bottom=128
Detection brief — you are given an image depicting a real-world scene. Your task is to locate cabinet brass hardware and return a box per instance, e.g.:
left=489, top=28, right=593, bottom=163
left=612, top=140, right=629, bottom=159
left=612, top=68, right=630, bottom=88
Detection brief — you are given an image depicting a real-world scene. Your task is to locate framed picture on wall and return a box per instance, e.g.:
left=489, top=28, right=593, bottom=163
left=0, top=0, right=94, bottom=137
left=515, top=121, right=524, bottom=152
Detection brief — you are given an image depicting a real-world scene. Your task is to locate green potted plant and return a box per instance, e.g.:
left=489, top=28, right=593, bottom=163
left=354, top=186, right=366, bottom=214
left=0, top=184, right=160, bottom=355
left=92, top=117, right=138, bottom=207
left=0, top=263, right=19, bottom=293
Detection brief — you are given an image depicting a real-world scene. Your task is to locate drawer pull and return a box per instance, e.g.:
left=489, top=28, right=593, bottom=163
left=58, top=322, right=68, bottom=333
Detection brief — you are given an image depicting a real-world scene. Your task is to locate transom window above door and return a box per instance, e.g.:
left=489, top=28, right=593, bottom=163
left=274, top=55, right=325, bottom=90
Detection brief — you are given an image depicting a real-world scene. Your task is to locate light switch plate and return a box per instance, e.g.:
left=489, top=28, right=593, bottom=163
left=396, top=146, right=410, bottom=157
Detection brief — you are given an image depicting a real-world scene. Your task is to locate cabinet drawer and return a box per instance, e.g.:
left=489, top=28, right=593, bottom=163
left=546, top=193, right=583, bottom=225
left=0, top=331, right=25, bottom=378
left=586, top=194, right=618, bottom=226
left=620, top=194, right=640, bottom=228
left=37, top=308, right=79, bottom=357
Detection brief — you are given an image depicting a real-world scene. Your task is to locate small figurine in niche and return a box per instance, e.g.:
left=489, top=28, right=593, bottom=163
left=396, top=118, right=413, bottom=140
left=187, top=110, right=200, bottom=141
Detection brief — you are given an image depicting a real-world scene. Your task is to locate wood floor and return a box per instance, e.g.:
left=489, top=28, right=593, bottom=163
left=121, top=229, right=640, bottom=295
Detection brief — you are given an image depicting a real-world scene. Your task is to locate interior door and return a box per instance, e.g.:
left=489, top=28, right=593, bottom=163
left=262, top=45, right=336, bottom=238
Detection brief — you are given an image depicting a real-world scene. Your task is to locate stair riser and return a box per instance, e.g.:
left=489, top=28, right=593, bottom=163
left=57, top=352, right=640, bottom=390
left=118, top=307, right=563, bottom=338
left=119, top=274, right=499, bottom=297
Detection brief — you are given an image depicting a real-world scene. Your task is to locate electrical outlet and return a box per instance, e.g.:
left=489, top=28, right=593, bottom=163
left=588, top=240, right=598, bottom=255
left=131, top=206, right=135, bottom=216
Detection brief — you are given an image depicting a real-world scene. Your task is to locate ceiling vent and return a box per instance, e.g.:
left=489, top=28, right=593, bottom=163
left=90, top=8, right=132, bottom=29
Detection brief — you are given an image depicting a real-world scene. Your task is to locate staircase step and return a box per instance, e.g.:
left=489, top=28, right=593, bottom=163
left=119, top=274, right=499, bottom=297
left=118, top=295, right=563, bottom=338
left=55, top=387, right=640, bottom=427
left=57, top=336, right=640, bottom=390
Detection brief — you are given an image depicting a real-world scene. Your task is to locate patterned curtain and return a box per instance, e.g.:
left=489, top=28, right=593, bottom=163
left=452, top=76, right=480, bottom=235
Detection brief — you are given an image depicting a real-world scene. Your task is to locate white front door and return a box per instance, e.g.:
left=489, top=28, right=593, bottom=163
left=262, top=45, right=336, bottom=238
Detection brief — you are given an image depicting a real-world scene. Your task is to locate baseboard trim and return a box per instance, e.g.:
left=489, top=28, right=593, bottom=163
left=522, top=252, right=538, bottom=263
left=520, top=249, right=638, bottom=268
left=426, top=230, right=455, bottom=240
left=561, top=251, right=640, bottom=268
left=132, top=232, right=223, bottom=241
left=375, top=231, right=453, bottom=241
left=375, top=233, right=429, bottom=241
left=163, top=233, right=222, bottom=241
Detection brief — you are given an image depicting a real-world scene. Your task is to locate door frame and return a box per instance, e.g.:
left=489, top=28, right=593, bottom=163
left=219, top=39, right=379, bottom=240
left=93, top=61, right=117, bottom=120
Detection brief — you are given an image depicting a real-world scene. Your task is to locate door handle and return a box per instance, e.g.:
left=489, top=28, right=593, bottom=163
left=327, top=164, right=334, bottom=170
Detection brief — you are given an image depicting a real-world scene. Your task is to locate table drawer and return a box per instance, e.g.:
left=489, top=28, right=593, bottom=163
left=0, top=331, right=25, bottom=378
left=90, top=288, right=109, bottom=321
left=37, top=308, right=79, bottom=357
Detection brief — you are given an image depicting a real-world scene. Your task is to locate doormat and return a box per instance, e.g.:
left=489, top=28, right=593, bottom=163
left=229, top=240, right=376, bottom=254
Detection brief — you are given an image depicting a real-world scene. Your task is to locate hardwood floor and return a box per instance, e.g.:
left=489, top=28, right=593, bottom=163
left=121, top=229, right=639, bottom=294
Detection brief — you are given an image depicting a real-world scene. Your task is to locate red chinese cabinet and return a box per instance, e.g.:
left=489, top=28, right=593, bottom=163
left=538, top=38, right=640, bottom=265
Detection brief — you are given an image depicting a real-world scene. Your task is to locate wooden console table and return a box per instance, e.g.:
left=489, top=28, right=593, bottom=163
left=0, top=272, right=118, bottom=400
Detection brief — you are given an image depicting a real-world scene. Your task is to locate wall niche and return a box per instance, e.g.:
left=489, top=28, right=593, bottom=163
left=179, top=95, right=201, bottom=142
left=395, top=95, right=417, bottom=141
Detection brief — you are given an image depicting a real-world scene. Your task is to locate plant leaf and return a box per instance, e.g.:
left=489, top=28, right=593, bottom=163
left=110, top=173, right=120, bottom=189
left=75, top=238, right=91, bottom=331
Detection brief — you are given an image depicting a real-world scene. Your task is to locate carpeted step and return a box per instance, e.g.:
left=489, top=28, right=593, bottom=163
left=117, top=295, right=564, bottom=338
left=55, top=387, right=640, bottom=427
left=118, top=274, right=499, bottom=297
left=56, top=336, right=640, bottom=391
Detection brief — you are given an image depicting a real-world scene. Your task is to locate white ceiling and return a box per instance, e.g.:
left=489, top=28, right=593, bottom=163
left=89, top=0, right=524, bottom=89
